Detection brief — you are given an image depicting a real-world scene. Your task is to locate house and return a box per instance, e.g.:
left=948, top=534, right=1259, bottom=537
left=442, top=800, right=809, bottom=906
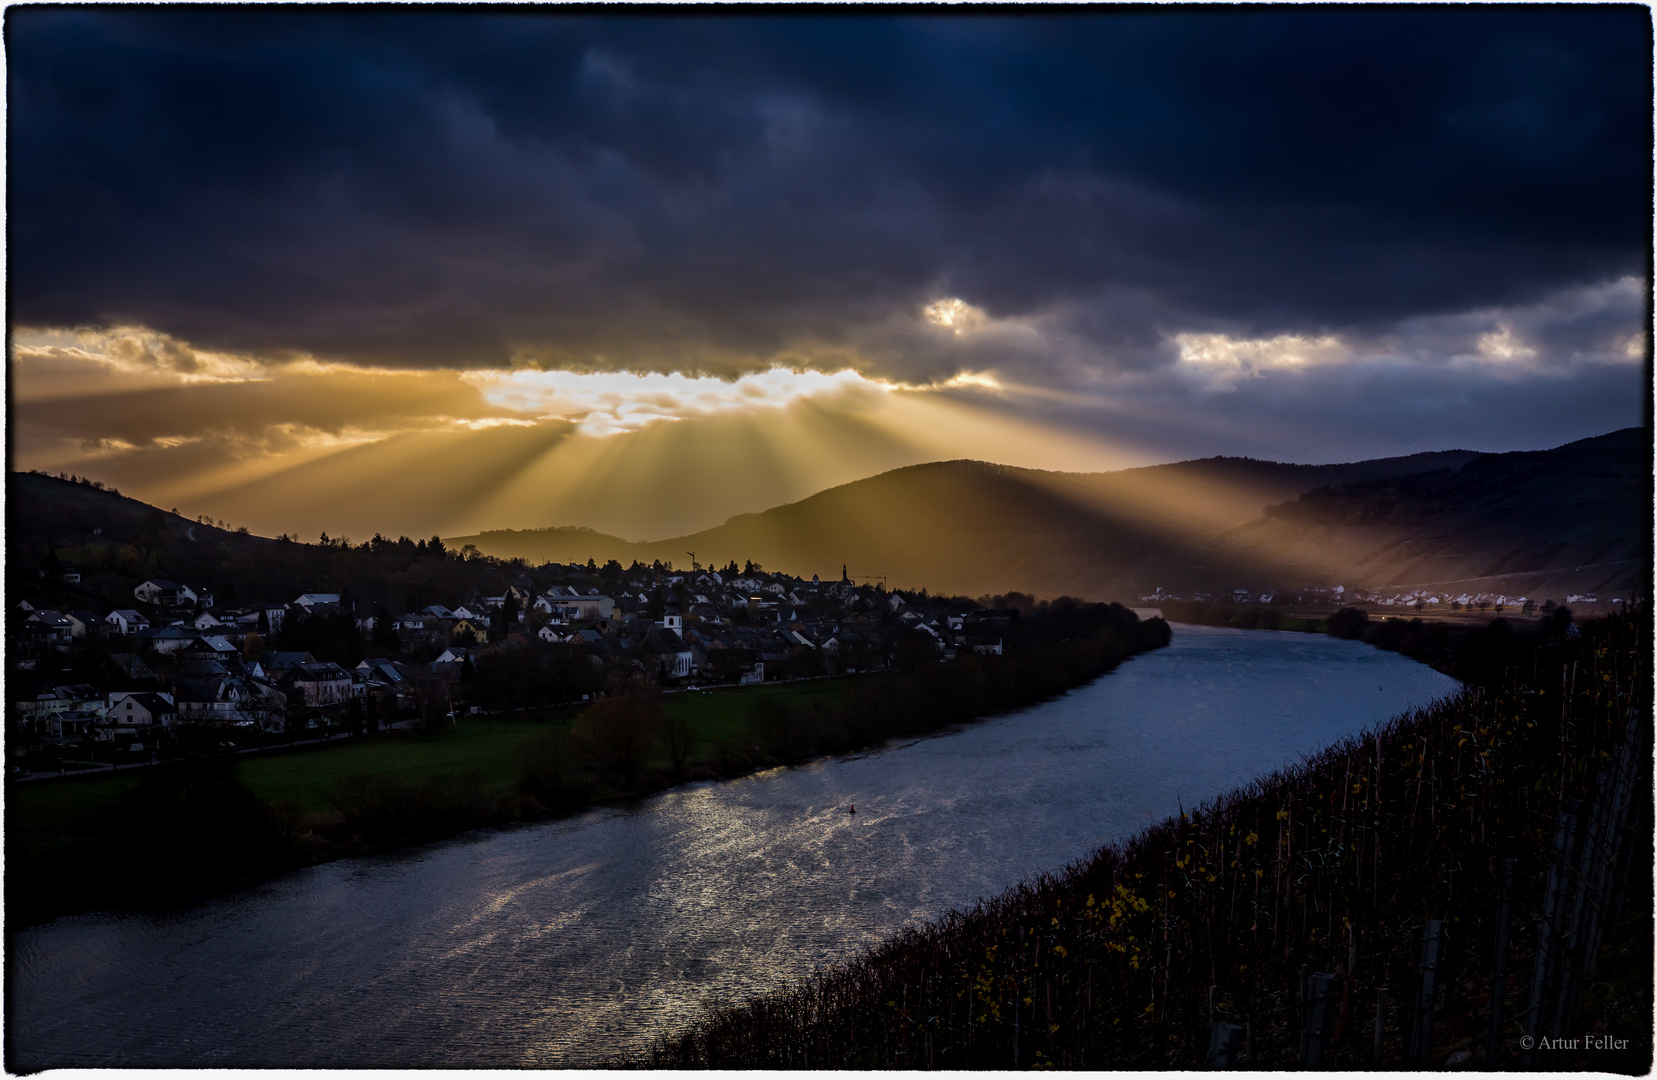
left=451, top=617, right=489, bottom=642
left=249, top=604, right=287, bottom=632
left=105, top=651, right=158, bottom=685
left=148, top=625, right=199, bottom=655
left=292, top=661, right=357, bottom=707
left=356, top=658, right=411, bottom=686
left=260, top=651, right=317, bottom=675
left=186, top=635, right=240, bottom=658
left=451, top=605, right=485, bottom=621
left=106, top=691, right=177, bottom=730
left=16, top=685, right=104, bottom=732
left=106, top=609, right=151, bottom=635
left=23, top=609, right=76, bottom=644
left=640, top=627, right=695, bottom=680
left=294, top=592, right=342, bottom=611
left=134, top=579, right=187, bottom=605
left=568, top=595, right=615, bottom=621
left=194, top=609, right=231, bottom=631
left=435, top=645, right=477, bottom=665
left=60, top=567, right=82, bottom=584
left=176, top=675, right=273, bottom=726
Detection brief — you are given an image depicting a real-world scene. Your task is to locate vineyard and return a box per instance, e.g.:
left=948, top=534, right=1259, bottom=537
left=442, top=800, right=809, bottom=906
left=645, top=610, right=1650, bottom=1071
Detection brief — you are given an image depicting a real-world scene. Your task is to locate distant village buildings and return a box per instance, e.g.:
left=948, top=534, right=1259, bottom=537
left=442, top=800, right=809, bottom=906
left=8, top=552, right=1036, bottom=763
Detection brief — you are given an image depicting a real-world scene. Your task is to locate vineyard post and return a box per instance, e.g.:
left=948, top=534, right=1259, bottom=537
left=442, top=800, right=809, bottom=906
left=1555, top=772, right=1611, bottom=1037
left=1205, top=1022, right=1244, bottom=1069
left=1564, top=711, right=1645, bottom=1036
left=1486, top=857, right=1516, bottom=1067
left=1523, top=803, right=1579, bottom=1067
left=1372, top=985, right=1388, bottom=1063
left=1300, top=971, right=1336, bottom=1067
left=1409, top=919, right=1444, bottom=1066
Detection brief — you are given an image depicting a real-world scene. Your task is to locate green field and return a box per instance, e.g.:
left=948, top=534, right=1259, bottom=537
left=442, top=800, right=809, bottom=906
left=8, top=770, right=141, bottom=866
left=8, top=676, right=865, bottom=855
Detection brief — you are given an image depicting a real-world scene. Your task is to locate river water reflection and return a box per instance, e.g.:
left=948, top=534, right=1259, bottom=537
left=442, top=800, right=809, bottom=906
left=8, top=625, right=1458, bottom=1068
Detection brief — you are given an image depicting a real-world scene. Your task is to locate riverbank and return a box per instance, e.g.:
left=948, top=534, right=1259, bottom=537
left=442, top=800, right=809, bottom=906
left=8, top=604, right=1171, bottom=928
left=1160, top=599, right=1569, bottom=684
left=646, top=609, right=1650, bottom=1071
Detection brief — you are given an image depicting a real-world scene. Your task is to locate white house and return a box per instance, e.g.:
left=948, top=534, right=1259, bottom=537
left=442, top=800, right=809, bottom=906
left=294, top=592, right=342, bottom=610
left=292, top=661, right=357, bottom=706
left=106, top=691, right=177, bottom=730
left=134, top=579, right=187, bottom=605
left=149, top=626, right=198, bottom=655
left=106, top=609, right=151, bottom=635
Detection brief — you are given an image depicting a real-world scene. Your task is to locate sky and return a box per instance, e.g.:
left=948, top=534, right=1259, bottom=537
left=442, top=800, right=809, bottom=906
left=8, top=9, right=1651, bottom=542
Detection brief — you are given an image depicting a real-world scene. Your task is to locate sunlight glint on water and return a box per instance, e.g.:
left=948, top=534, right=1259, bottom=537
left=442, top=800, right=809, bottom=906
left=9, top=625, right=1457, bottom=1068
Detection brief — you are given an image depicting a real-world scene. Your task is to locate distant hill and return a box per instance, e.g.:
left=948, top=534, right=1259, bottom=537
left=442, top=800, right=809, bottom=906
left=6, top=473, right=277, bottom=609
left=1200, top=427, right=1650, bottom=601
left=451, top=447, right=1501, bottom=599
left=16, top=429, right=1640, bottom=609
left=7, top=472, right=269, bottom=558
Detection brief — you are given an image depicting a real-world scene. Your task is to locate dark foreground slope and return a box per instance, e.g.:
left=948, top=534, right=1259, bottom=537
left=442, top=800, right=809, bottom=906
left=646, top=611, right=1650, bottom=1071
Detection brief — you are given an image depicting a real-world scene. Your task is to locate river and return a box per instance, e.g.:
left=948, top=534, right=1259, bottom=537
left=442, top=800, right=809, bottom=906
left=7, top=625, right=1458, bottom=1069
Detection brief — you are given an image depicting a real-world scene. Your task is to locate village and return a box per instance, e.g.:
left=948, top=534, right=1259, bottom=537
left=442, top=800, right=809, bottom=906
left=1139, top=584, right=1626, bottom=617
left=10, top=558, right=1025, bottom=771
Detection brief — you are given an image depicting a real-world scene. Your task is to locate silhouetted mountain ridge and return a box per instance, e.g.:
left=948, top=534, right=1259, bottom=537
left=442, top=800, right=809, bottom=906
left=456, top=444, right=1577, bottom=599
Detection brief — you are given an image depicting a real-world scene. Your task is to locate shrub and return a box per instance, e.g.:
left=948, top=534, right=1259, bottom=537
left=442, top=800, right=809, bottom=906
left=328, top=770, right=494, bottom=848
left=515, top=729, right=591, bottom=810
left=1326, top=605, right=1369, bottom=638
left=103, top=757, right=295, bottom=898
left=572, top=683, right=663, bottom=788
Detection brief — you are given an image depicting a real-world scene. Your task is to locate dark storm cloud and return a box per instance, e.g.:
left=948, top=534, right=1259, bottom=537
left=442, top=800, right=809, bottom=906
left=8, top=8, right=1649, bottom=377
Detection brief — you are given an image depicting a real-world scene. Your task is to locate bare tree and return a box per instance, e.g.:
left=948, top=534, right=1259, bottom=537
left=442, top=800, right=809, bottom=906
left=572, top=679, right=662, bottom=788
left=660, top=710, right=699, bottom=778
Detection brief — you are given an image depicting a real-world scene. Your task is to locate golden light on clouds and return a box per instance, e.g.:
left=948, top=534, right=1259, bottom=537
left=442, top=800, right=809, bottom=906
left=1474, top=325, right=1536, bottom=362
left=1172, top=331, right=1349, bottom=389
left=464, top=366, right=892, bottom=435
left=9, top=323, right=1142, bottom=543
left=923, top=297, right=987, bottom=335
